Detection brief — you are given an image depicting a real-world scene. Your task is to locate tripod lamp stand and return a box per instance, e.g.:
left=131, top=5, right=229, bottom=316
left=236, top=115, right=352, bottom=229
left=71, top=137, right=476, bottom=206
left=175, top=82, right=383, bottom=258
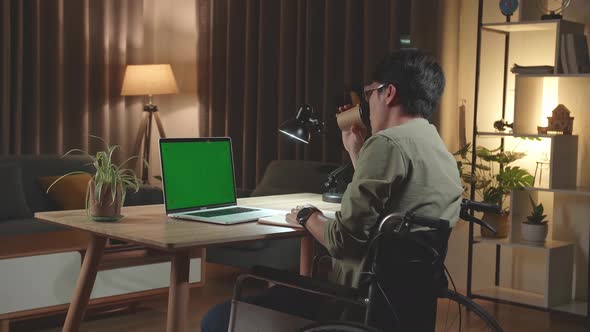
left=121, top=64, right=179, bottom=183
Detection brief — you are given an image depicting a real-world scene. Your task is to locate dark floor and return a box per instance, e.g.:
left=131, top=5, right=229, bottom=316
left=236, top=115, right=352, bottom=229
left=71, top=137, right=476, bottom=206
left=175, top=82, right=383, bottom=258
left=9, top=265, right=589, bottom=332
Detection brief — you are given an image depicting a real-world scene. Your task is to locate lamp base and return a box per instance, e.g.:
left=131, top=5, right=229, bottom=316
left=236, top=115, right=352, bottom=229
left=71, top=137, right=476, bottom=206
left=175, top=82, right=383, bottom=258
left=541, top=13, right=562, bottom=20
left=322, top=191, right=343, bottom=203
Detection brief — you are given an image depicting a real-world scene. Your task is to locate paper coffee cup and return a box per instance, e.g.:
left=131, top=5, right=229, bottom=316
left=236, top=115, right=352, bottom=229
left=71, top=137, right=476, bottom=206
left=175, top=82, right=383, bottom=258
left=336, top=104, right=367, bottom=131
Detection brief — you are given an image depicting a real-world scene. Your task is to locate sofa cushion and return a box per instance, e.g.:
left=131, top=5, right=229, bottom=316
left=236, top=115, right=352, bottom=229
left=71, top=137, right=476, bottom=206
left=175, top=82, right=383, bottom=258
left=38, top=173, right=93, bottom=210
left=124, top=185, right=164, bottom=206
left=0, top=155, right=94, bottom=212
left=0, top=165, right=33, bottom=221
left=0, top=218, right=68, bottom=236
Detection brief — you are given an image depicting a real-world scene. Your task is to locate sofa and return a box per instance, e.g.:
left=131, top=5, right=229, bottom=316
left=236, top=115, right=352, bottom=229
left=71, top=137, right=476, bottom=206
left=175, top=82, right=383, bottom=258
left=206, top=159, right=340, bottom=270
left=0, top=155, right=193, bottom=329
left=0, top=155, right=163, bottom=258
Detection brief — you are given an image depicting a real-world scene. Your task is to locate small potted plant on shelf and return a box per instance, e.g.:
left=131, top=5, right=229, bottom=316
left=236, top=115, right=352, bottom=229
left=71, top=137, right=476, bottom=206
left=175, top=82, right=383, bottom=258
left=521, top=195, right=549, bottom=243
left=454, top=142, right=534, bottom=238
left=46, top=136, right=143, bottom=222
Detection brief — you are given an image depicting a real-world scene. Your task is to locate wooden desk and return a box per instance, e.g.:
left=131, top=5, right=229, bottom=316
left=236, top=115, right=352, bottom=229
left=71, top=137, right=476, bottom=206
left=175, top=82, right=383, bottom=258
left=35, top=193, right=340, bottom=332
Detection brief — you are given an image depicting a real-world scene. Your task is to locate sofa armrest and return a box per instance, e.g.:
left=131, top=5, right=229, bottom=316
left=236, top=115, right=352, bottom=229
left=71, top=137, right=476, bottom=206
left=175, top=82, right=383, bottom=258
left=124, top=185, right=163, bottom=206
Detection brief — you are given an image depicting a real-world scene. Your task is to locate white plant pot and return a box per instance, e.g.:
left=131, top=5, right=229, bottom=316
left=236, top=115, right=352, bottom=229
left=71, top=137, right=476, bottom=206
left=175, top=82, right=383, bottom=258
left=521, top=222, right=548, bottom=243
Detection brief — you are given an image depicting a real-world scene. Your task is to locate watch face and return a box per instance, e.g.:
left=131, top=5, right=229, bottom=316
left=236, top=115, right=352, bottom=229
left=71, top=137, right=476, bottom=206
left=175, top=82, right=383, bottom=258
left=297, top=208, right=310, bottom=222
left=499, top=0, right=519, bottom=16
left=297, top=207, right=318, bottom=226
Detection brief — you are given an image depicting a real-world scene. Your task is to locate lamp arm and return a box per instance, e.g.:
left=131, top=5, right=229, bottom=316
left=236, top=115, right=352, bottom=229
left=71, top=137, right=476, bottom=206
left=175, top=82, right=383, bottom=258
left=323, top=161, right=353, bottom=189
left=308, top=117, right=326, bottom=134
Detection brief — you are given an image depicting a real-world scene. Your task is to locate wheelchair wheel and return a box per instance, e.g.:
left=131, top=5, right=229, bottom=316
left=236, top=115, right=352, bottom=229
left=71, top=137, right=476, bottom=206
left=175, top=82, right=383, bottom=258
left=298, top=321, right=381, bottom=332
left=438, top=289, right=503, bottom=332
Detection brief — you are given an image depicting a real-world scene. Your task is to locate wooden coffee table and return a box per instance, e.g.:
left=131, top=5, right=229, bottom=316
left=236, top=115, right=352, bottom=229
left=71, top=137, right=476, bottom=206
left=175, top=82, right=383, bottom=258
left=35, top=193, right=340, bottom=332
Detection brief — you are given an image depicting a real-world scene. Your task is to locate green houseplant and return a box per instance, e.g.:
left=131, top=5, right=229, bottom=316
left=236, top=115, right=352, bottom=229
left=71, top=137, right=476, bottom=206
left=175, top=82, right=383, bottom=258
left=46, top=136, right=143, bottom=222
left=454, top=142, right=534, bottom=238
left=521, top=195, right=549, bottom=243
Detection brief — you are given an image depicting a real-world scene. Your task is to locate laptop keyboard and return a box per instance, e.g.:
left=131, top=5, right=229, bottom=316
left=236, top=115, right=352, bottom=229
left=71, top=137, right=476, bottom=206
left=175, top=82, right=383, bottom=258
left=186, top=207, right=259, bottom=218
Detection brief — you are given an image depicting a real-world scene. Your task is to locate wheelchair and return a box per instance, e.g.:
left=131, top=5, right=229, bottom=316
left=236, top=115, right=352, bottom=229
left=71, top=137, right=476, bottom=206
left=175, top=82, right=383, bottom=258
left=228, top=199, right=504, bottom=332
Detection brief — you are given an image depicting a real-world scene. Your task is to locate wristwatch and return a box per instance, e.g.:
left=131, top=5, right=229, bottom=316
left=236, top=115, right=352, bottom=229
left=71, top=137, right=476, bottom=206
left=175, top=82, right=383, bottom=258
left=296, top=207, right=321, bottom=230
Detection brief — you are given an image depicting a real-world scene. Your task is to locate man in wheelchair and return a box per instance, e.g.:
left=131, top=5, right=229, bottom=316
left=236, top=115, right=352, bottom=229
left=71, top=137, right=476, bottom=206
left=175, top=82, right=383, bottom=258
left=201, top=50, right=464, bottom=332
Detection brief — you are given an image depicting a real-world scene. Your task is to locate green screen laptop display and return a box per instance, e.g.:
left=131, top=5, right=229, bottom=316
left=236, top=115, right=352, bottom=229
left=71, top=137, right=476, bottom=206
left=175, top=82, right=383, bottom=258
left=160, top=139, right=236, bottom=212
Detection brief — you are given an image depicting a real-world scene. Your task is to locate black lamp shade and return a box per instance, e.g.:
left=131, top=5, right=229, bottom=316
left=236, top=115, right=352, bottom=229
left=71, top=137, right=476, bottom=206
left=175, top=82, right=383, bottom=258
left=278, top=118, right=310, bottom=144
left=279, top=104, right=325, bottom=144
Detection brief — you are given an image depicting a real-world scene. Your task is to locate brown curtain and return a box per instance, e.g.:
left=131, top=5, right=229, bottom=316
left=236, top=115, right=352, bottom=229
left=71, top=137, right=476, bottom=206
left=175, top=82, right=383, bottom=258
left=196, top=0, right=407, bottom=191
left=0, top=0, right=145, bottom=159
left=195, top=0, right=462, bottom=191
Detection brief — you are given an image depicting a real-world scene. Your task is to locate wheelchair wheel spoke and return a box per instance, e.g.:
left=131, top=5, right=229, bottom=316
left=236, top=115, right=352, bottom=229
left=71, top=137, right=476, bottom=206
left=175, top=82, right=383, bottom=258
left=443, top=298, right=450, bottom=331
left=437, top=290, right=502, bottom=332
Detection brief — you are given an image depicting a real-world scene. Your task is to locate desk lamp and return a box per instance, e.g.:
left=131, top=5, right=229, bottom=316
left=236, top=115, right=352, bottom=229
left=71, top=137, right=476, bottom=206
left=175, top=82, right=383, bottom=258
left=278, top=104, right=324, bottom=144
left=121, top=64, right=179, bottom=183
left=279, top=99, right=368, bottom=203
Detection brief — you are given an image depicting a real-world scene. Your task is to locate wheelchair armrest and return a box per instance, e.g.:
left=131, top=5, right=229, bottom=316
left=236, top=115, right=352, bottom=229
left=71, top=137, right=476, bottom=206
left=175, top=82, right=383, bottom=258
left=246, top=266, right=364, bottom=306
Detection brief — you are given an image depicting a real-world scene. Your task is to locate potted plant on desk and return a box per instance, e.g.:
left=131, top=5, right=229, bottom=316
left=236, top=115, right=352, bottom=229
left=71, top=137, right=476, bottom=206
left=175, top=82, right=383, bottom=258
left=455, top=143, right=534, bottom=238
left=521, top=195, right=549, bottom=243
left=47, top=136, right=143, bottom=222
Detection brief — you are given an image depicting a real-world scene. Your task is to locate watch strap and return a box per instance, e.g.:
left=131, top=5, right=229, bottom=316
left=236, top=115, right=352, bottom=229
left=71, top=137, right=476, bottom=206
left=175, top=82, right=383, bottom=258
left=297, top=207, right=321, bottom=230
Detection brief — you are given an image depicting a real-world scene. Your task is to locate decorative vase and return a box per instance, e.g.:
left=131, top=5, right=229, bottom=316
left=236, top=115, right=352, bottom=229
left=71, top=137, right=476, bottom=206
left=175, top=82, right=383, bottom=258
left=88, top=181, right=123, bottom=222
left=521, top=223, right=548, bottom=243
left=480, top=212, right=509, bottom=238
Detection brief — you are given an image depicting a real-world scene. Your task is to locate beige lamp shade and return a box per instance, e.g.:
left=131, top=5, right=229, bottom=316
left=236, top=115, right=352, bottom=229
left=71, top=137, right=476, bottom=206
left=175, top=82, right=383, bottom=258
left=121, top=64, right=179, bottom=96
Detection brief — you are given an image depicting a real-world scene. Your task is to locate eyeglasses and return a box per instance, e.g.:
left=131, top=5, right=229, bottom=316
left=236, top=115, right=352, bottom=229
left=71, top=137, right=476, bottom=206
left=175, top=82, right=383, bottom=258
left=363, top=83, right=385, bottom=102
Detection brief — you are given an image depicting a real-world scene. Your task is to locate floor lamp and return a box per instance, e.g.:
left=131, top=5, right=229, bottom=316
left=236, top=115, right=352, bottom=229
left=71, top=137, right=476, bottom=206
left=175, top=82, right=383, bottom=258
left=121, top=64, right=179, bottom=183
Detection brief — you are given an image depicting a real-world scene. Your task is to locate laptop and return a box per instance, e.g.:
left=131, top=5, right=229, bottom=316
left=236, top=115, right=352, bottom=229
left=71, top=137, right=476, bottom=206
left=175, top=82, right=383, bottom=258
left=159, top=137, right=281, bottom=224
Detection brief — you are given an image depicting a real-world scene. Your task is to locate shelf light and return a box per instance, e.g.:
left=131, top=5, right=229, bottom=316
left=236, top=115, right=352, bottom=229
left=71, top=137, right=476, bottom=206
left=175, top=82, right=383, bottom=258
left=541, top=77, right=558, bottom=127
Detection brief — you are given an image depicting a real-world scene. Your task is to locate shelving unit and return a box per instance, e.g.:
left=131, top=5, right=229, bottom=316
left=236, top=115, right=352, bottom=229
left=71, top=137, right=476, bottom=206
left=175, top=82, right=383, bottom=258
left=467, top=1, right=590, bottom=320
left=475, top=135, right=578, bottom=190
left=523, top=186, right=590, bottom=196
left=482, top=19, right=585, bottom=33
left=477, top=132, right=563, bottom=138
left=553, top=301, right=588, bottom=316
left=475, top=286, right=545, bottom=307
left=516, top=73, right=590, bottom=78
left=474, top=236, right=573, bottom=250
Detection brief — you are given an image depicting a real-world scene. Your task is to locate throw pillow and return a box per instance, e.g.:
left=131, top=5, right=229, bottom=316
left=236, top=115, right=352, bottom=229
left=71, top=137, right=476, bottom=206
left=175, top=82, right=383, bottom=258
left=38, top=173, right=93, bottom=210
left=0, top=165, right=33, bottom=220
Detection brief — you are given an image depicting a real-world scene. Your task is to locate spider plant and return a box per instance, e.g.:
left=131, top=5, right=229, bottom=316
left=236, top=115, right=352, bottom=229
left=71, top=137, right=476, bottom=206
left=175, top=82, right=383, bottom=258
left=46, top=135, right=144, bottom=216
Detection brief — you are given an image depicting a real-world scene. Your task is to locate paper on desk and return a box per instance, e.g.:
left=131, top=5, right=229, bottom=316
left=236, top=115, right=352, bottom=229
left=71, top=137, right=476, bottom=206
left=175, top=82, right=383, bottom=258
left=258, top=210, right=337, bottom=228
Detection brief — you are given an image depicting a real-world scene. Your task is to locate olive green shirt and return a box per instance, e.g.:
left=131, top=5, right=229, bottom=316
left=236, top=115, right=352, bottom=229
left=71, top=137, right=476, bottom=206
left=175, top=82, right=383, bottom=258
left=323, top=118, right=463, bottom=288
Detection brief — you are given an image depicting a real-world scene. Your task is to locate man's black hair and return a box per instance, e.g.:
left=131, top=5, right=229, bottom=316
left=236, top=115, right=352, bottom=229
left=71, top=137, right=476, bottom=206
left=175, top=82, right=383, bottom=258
left=371, top=50, right=445, bottom=118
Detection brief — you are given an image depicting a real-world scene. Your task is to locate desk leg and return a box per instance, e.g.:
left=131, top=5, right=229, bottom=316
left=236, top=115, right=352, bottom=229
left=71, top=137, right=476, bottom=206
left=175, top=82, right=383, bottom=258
left=1, top=319, right=9, bottom=332
left=300, top=236, right=314, bottom=277
left=166, top=250, right=190, bottom=332
left=63, top=235, right=107, bottom=332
